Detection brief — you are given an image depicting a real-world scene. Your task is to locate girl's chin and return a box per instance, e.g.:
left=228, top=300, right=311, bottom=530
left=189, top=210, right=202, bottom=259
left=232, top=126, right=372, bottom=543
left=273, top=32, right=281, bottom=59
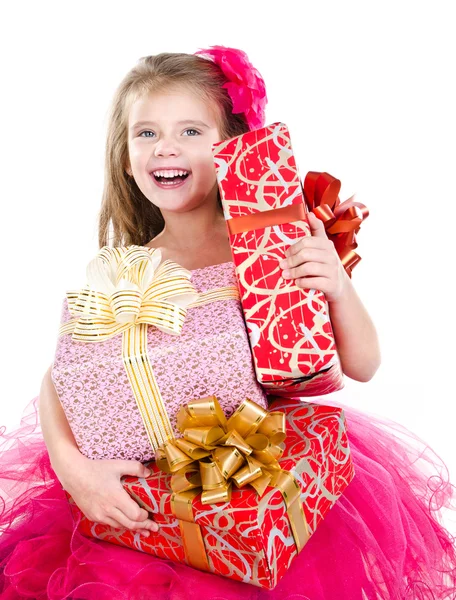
left=148, top=193, right=217, bottom=214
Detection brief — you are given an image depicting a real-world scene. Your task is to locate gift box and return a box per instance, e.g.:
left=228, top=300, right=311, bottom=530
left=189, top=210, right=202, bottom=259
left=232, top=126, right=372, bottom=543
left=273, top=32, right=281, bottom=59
left=212, top=122, right=368, bottom=396
left=51, top=246, right=267, bottom=462
left=65, top=396, right=355, bottom=590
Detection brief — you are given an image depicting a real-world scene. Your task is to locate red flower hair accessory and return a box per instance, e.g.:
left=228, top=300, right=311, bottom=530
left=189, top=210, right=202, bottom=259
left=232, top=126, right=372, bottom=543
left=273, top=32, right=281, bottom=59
left=194, top=45, right=268, bottom=131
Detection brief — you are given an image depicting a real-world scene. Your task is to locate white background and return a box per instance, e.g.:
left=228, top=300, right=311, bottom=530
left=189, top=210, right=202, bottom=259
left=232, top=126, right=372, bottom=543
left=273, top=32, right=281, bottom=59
left=1, top=1, right=455, bottom=533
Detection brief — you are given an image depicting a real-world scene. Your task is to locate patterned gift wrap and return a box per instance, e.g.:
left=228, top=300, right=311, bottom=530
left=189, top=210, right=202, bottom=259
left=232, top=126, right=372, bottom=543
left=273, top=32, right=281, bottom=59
left=51, top=247, right=267, bottom=462
left=212, top=122, right=348, bottom=396
left=66, top=398, right=355, bottom=590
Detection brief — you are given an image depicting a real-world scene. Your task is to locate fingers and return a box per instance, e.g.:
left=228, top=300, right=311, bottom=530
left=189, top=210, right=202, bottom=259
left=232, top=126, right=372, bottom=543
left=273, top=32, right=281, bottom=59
left=282, top=262, right=333, bottom=281
left=114, top=487, right=159, bottom=531
left=280, top=235, right=338, bottom=281
left=294, top=276, right=328, bottom=290
left=138, top=507, right=150, bottom=521
left=72, top=459, right=158, bottom=537
left=100, top=514, right=155, bottom=538
left=102, top=515, right=127, bottom=529
left=114, top=460, right=152, bottom=479
left=110, top=506, right=159, bottom=532
left=280, top=247, right=329, bottom=270
left=307, top=212, right=328, bottom=238
left=94, top=461, right=158, bottom=534
left=117, top=493, right=150, bottom=523
left=284, top=236, right=332, bottom=260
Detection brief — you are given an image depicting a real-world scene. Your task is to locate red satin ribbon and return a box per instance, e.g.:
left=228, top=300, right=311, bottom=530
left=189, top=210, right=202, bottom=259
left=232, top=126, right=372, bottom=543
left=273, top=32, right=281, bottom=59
left=225, top=171, right=368, bottom=279
left=303, top=172, right=369, bottom=278
left=227, top=203, right=307, bottom=235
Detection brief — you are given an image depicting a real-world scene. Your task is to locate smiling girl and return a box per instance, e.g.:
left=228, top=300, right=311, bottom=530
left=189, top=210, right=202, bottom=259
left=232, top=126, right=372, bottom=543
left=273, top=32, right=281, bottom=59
left=1, top=46, right=455, bottom=600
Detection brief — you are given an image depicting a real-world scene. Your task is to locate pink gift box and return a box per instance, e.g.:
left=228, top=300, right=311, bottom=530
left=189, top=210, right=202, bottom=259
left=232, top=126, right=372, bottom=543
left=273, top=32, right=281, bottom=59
left=51, top=257, right=267, bottom=462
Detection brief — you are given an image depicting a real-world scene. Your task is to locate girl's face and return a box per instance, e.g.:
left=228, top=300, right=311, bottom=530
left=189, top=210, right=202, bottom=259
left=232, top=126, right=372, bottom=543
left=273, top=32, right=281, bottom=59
left=127, top=87, right=222, bottom=214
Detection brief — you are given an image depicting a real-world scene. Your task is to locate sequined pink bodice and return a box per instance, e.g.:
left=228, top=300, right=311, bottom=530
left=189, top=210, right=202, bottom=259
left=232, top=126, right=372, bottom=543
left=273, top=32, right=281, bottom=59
left=51, top=261, right=268, bottom=462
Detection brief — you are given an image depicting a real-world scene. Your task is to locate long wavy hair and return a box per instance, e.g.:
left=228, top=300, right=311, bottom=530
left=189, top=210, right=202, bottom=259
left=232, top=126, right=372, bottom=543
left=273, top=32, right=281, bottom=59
left=97, top=53, right=251, bottom=248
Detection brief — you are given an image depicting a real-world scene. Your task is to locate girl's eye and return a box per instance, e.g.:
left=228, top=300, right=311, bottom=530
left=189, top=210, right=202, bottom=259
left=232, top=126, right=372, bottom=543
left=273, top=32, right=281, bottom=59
left=139, top=130, right=155, bottom=138
left=138, top=129, right=200, bottom=138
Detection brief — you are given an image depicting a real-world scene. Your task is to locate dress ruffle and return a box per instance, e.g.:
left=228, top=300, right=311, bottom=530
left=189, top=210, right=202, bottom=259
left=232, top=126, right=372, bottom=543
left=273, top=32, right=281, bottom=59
left=1, top=394, right=456, bottom=599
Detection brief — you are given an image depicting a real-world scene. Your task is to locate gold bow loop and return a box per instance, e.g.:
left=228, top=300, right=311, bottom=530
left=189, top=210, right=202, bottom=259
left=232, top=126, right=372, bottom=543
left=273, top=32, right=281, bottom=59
left=156, top=396, right=309, bottom=554
left=64, top=246, right=200, bottom=342
left=156, top=396, right=287, bottom=503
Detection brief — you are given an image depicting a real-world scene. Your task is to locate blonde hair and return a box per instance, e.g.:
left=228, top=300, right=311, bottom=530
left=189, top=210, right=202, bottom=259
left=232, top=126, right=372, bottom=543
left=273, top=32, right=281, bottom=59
left=98, top=53, right=250, bottom=248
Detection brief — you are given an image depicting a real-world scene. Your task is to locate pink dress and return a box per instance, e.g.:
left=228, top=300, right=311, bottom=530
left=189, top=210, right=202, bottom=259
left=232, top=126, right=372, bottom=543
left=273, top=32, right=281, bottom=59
left=1, top=261, right=455, bottom=599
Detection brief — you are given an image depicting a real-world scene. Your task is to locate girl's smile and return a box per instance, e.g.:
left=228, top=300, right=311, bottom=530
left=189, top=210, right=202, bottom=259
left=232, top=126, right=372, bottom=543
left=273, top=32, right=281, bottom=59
left=150, top=167, right=191, bottom=189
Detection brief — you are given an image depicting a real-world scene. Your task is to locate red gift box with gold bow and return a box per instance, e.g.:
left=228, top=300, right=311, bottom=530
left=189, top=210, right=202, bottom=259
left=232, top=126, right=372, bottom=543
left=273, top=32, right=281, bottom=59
left=65, top=396, right=354, bottom=589
left=212, top=122, right=368, bottom=395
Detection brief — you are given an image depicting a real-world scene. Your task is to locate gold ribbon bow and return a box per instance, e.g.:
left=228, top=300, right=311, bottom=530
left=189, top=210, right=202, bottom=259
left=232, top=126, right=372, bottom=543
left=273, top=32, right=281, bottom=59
left=60, top=245, right=200, bottom=450
left=65, top=245, right=199, bottom=341
left=155, top=395, right=309, bottom=572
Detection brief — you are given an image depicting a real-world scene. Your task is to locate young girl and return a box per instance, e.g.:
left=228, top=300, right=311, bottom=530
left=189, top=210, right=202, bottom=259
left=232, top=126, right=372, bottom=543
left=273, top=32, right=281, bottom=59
left=1, top=46, right=455, bottom=599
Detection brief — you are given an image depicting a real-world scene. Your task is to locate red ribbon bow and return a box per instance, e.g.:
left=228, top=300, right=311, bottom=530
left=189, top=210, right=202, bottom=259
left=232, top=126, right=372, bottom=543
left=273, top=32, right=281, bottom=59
left=303, top=172, right=369, bottom=278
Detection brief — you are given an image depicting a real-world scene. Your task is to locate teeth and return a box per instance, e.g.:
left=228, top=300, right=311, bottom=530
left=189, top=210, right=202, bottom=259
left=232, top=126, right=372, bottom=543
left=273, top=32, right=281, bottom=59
left=153, top=169, right=189, bottom=178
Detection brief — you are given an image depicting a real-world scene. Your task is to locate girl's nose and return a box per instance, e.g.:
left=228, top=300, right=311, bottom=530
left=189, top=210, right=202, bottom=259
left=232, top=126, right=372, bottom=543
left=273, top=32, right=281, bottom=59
left=154, top=137, right=180, bottom=158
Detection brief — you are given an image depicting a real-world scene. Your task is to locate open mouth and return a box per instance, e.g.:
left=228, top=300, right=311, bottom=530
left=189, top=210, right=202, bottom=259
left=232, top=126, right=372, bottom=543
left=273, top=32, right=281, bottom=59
left=151, top=170, right=191, bottom=187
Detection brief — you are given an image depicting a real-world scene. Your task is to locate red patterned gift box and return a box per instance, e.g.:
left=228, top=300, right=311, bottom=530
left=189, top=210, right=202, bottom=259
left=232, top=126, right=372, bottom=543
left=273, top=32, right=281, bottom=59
left=65, top=397, right=355, bottom=590
left=212, top=122, right=368, bottom=396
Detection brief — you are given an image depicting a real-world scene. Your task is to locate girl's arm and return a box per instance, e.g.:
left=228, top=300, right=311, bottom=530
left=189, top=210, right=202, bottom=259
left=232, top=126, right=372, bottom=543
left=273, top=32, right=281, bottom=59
left=328, top=274, right=381, bottom=382
left=39, top=365, right=86, bottom=483
left=38, top=365, right=159, bottom=534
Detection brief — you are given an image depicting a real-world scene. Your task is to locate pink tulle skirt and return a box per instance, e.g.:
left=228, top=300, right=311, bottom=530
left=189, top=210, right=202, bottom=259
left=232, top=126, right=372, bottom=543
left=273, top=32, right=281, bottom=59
left=1, top=394, right=456, bottom=600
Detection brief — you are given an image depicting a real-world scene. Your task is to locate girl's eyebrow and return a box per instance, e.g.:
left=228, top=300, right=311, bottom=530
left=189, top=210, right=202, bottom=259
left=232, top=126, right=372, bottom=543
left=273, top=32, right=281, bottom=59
left=129, top=119, right=210, bottom=131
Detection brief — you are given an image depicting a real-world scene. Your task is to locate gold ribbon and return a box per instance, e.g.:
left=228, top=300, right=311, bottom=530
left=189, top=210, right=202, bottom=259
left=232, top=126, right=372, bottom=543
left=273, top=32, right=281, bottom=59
left=58, top=246, right=239, bottom=451
left=156, top=395, right=310, bottom=571
left=64, top=246, right=198, bottom=342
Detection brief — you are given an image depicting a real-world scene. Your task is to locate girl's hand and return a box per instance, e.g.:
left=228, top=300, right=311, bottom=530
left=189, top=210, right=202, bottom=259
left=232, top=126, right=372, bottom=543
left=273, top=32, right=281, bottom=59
left=59, top=454, right=159, bottom=538
left=279, top=211, right=349, bottom=303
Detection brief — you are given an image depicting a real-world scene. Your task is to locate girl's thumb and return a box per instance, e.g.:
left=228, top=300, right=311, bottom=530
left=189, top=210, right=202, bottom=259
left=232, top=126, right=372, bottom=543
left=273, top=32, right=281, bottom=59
left=138, top=462, right=153, bottom=477
left=142, top=464, right=153, bottom=477
left=118, top=461, right=152, bottom=478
